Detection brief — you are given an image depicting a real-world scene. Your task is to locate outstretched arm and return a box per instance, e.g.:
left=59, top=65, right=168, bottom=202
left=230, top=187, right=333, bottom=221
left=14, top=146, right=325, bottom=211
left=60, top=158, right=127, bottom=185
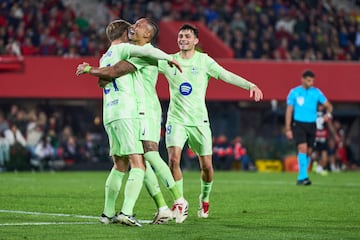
left=76, top=61, right=136, bottom=80
left=218, top=69, right=263, bottom=102
left=76, top=45, right=181, bottom=77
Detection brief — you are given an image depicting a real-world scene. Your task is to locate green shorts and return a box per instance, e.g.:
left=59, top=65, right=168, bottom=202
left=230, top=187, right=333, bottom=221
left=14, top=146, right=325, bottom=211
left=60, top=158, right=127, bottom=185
left=104, top=119, right=144, bottom=157
left=165, top=122, right=212, bottom=156
left=140, top=117, right=161, bottom=143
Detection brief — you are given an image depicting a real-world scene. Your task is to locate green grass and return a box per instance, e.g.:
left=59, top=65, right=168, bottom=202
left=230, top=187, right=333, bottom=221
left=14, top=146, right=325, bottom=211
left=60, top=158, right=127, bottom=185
left=0, top=171, right=359, bottom=240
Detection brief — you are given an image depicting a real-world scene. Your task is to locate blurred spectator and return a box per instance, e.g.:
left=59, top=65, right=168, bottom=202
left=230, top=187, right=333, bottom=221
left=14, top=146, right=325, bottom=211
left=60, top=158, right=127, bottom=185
left=61, top=135, right=81, bottom=162
left=232, top=136, right=254, bottom=171
left=0, top=131, right=10, bottom=170
left=3, top=123, right=29, bottom=171
left=33, top=135, right=55, bottom=171
left=213, top=134, right=233, bottom=170
left=26, top=110, right=43, bottom=157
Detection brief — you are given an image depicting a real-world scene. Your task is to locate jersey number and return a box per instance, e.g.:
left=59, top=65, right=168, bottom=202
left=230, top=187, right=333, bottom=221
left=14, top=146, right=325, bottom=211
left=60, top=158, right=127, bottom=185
left=104, top=64, right=118, bottom=95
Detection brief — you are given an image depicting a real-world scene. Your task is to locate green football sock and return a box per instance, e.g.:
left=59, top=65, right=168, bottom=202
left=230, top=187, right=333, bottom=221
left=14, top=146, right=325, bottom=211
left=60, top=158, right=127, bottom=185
left=144, top=161, right=167, bottom=208
left=200, top=179, right=213, bottom=202
left=175, top=178, right=184, bottom=196
left=121, top=168, right=144, bottom=216
left=144, top=151, right=181, bottom=200
left=103, top=168, right=124, bottom=217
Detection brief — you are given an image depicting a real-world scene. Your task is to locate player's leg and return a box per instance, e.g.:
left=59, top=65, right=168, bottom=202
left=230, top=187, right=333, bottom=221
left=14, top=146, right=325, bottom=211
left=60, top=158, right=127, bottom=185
left=143, top=160, right=173, bottom=224
left=165, top=123, right=189, bottom=222
left=197, top=154, right=213, bottom=218
left=141, top=118, right=183, bottom=202
left=118, top=153, right=145, bottom=227
left=108, top=119, right=144, bottom=226
left=165, top=122, right=187, bottom=195
left=100, top=122, right=129, bottom=224
left=187, top=125, right=213, bottom=218
left=101, top=155, right=128, bottom=224
left=144, top=141, right=182, bottom=201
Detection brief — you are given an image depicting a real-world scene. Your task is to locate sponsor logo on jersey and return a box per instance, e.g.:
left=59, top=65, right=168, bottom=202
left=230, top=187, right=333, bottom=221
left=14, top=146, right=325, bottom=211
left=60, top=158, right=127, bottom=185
left=296, top=96, right=304, bottom=106
left=179, top=82, right=192, bottom=96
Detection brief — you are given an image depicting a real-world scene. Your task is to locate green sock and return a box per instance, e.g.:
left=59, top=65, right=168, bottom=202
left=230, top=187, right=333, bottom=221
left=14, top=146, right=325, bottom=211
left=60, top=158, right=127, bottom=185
left=144, top=161, right=167, bottom=208
left=200, top=179, right=213, bottom=202
left=121, top=168, right=144, bottom=216
left=175, top=179, right=184, bottom=196
left=103, top=168, right=124, bottom=217
left=144, top=151, right=181, bottom=200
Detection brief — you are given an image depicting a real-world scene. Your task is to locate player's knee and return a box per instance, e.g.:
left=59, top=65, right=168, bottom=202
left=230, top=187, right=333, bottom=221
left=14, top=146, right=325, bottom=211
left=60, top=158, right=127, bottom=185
left=201, top=164, right=213, bottom=173
left=168, top=154, right=180, bottom=168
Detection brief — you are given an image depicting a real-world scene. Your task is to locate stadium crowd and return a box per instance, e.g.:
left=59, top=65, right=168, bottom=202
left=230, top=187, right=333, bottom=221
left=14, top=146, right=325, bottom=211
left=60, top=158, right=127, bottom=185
left=1, top=0, right=360, bottom=61
left=0, top=104, right=109, bottom=171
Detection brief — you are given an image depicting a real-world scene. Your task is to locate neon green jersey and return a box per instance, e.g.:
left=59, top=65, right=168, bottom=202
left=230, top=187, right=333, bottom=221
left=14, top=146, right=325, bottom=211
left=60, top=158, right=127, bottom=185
left=159, top=51, right=224, bottom=126
left=100, top=43, right=145, bottom=125
left=126, top=43, right=161, bottom=121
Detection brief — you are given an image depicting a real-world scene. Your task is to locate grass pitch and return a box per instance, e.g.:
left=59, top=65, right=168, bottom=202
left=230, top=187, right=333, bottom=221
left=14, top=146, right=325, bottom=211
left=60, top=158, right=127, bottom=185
left=0, top=171, right=359, bottom=240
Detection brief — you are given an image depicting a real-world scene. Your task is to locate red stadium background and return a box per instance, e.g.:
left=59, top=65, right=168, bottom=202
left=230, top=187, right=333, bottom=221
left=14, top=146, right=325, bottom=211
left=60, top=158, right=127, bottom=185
left=0, top=56, right=359, bottom=102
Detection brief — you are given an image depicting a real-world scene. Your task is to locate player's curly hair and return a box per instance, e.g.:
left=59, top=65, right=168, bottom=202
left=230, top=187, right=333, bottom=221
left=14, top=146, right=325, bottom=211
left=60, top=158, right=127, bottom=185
left=106, top=20, right=131, bottom=42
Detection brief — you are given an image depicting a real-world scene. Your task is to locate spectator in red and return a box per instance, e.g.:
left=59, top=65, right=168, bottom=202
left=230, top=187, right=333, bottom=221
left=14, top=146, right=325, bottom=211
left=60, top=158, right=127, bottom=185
left=21, top=37, right=37, bottom=55
left=232, top=136, right=253, bottom=171
left=213, top=134, right=233, bottom=170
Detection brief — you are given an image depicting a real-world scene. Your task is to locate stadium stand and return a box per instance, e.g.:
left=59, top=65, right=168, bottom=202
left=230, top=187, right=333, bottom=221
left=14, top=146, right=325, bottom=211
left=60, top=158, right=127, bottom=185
left=0, top=0, right=360, bottom=60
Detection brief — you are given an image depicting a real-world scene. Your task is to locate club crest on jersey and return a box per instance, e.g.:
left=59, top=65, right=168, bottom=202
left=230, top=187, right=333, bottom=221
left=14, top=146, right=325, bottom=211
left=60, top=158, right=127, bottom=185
left=179, top=82, right=192, bottom=96
left=191, top=66, right=198, bottom=74
left=297, top=96, right=304, bottom=106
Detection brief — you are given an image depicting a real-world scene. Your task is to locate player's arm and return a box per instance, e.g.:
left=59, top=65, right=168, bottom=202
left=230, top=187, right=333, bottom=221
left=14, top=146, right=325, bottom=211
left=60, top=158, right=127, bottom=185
left=285, top=105, right=294, bottom=140
left=129, top=45, right=181, bottom=72
left=76, top=61, right=136, bottom=80
left=206, top=57, right=263, bottom=101
left=218, top=69, right=263, bottom=101
left=76, top=47, right=181, bottom=77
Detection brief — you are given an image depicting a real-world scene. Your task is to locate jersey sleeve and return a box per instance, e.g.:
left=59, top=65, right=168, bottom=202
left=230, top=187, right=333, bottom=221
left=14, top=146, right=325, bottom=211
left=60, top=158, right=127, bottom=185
left=126, top=56, right=157, bottom=71
left=114, top=43, right=132, bottom=60
left=158, top=60, right=167, bottom=74
left=286, top=89, right=295, bottom=106
left=204, top=54, right=222, bottom=79
left=317, top=89, right=327, bottom=104
left=205, top=54, right=255, bottom=90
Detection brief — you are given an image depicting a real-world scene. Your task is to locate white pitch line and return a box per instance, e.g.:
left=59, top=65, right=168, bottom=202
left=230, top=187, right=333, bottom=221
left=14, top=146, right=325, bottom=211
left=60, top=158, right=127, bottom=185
left=0, top=210, right=98, bottom=219
left=0, top=222, right=97, bottom=226
left=0, top=209, right=152, bottom=224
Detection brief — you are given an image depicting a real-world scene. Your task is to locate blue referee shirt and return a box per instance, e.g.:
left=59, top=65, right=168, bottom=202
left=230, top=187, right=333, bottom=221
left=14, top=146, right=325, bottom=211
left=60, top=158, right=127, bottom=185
left=286, top=86, right=327, bottom=123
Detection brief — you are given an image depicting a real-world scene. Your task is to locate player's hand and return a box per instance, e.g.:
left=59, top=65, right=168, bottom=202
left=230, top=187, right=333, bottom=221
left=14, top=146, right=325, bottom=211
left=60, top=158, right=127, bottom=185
left=167, top=59, right=182, bottom=73
left=285, top=129, right=293, bottom=140
left=76, top=62, right=89, bottom=76
left=98, top=78, right=111, bottom=88
left=250, top=86, right=263, bottom=102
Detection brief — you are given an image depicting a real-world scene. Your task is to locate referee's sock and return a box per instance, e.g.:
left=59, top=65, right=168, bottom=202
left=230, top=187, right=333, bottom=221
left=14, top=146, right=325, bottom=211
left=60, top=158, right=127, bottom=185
left=297, top=152, right=309, bottom=180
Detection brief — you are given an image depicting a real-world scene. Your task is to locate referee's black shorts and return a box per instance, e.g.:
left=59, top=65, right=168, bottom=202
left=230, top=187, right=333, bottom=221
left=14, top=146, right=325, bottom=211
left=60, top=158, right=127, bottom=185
left=292, top=121, right=316, bottom=147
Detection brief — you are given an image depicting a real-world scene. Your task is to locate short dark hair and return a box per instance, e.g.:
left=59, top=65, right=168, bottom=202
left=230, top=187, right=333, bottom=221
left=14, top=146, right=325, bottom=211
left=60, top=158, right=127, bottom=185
left=143, top=18, right=159, bottom=42
left=302, top=70, right=315, bottom=78
left=105, top=20, right=131, bottom=42
left=179, top=24, right=199, bottom=38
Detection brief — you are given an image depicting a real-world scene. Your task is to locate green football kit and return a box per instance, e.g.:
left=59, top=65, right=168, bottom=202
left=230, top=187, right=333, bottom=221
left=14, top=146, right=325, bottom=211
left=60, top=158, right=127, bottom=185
left=159, top=51, right=256, bottom=155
